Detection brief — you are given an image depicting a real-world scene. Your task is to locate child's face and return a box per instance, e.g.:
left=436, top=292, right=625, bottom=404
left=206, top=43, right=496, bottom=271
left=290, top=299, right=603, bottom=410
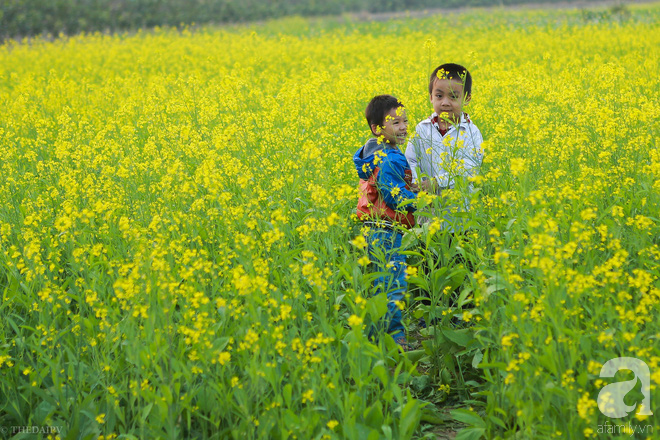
left=430, top=77, right=471, bottom=123
left=373, top=107, right=408, bottom=145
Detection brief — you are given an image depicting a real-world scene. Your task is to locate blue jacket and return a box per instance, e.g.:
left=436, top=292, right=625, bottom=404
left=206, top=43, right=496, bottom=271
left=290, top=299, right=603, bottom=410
left=354, top=138, right=416, bottom=214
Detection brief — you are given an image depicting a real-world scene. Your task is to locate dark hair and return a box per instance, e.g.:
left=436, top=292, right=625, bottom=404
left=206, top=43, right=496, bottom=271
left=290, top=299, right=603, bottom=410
left=365, top=94, right=404, bottom=133
left=428, top=63, right=472, bottom=96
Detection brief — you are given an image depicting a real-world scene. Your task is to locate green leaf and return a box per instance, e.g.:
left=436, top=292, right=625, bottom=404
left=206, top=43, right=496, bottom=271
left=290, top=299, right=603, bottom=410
left=488, top=414, right=507, bottom=429
left=472, top=350, right=484, bottom=369
left=367, top=292, right=388, bottom=321
left=431, top=267, right=450, bottom=292
left=282, top=383, right=292, bottom=407
left=364, top=401, right=384, bottom=428
left=215, top=337, right=231, bottom=351
left=400, top=250, right=424, bottom=258
left=34, top=399, right=57, bottom=424
left=440, top=368, right=452, bottom=385
left=161, top=385, right=173, bottom=405
left=405, top=349, right=426, bottom=363
left=372, top=361, right=389, bottom=385
left=456, top=286, right=473, bottom=308
left=451, top=409, right=485, bottom=428
left=486, top=283, right=506, bottom=295
left=441, top=328, right=474, bottom=348
left=420, top=407, right=450, bottom=425
left=410, top=374, right=432, bottom=393
left=399, top=392, right=423, bottom=440
left=141, top=402, right=154, bottom=422
left=455, top=427, right=485, bottom=440
left=284, top=409, right=300, bottom=429
left=478, top=361, right=507, bottom=370
left=506, top=217, right=517, bottom=230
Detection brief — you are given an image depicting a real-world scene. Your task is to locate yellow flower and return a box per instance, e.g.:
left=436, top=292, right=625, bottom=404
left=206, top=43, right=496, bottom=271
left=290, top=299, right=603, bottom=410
left=302, top=389, right=314, bottom=404
left=509, top=157, right=527, bottom=177
left=438, top=384, right=450, bottom=393
left=405, top=265, right=418, bottom=278
left=501, top=333, right=518, bottom=349
left=350, top=235, right=367, bottom=250
left=347, top=314, right=363, bottom=328
left=635, top=404, right=651, bottom=421
left=0, top=355, right=11, bottom=368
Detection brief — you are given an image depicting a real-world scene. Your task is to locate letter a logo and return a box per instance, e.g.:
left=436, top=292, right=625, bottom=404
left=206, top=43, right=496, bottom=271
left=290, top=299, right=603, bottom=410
left=597, top=357, right=653, bottom=418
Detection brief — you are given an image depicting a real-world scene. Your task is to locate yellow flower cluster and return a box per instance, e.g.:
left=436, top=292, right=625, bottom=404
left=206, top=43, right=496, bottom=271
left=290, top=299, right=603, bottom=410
left=0, top=3, right=658, bottom=439
left=469, top=5, right=660, bottom=437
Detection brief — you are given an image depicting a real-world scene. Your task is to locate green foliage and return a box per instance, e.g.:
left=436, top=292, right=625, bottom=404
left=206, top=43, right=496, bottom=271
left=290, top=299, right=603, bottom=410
left=1, top=0, right=610, bottom=40
left=1, top=3, right=659, bottom=439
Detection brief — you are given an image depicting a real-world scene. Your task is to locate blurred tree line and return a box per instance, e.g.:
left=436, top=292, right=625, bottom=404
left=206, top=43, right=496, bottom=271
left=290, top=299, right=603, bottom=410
left=1, top=0, right=601, bottom=39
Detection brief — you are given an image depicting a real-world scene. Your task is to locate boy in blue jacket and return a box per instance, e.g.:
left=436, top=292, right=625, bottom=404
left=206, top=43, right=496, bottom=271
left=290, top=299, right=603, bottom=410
left=353, top=94, right=418, bottom=349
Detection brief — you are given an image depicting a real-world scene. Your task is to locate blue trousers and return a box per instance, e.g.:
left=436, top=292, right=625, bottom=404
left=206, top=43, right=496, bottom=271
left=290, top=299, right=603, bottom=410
left=366, top=228, right=407, bottom=340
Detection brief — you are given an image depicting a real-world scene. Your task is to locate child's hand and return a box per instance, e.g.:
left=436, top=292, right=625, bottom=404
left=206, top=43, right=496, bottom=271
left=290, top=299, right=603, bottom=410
left=409, top=183, right=421, bottom=193
left=420, top=179, right=436, bottom=193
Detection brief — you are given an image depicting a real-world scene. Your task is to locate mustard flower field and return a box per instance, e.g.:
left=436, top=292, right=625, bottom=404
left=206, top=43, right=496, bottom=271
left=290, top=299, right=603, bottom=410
left=1, top=3, right=659, bottom=439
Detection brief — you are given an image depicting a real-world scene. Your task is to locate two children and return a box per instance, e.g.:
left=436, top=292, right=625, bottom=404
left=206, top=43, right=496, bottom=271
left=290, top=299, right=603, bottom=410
left=354, top=64, right=483, bottom=349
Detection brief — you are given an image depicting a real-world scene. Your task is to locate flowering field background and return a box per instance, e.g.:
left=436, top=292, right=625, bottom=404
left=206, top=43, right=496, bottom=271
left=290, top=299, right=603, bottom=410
left=1, top=3, right=659, bottom=439
left=0, top=0, right=611, bottom=40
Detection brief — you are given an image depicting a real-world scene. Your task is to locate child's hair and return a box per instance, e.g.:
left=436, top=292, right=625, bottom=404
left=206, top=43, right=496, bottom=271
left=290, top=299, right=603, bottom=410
left=365, top=94, right=404, bottom=133
left=428, top=63, right=472, bottom=96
